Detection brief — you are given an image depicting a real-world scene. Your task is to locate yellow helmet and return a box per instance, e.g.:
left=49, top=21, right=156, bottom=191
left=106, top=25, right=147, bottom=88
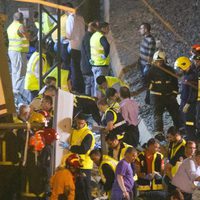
left=29, top=112, right=46, bottom=123
left=174, top=56, right=191, bottom=71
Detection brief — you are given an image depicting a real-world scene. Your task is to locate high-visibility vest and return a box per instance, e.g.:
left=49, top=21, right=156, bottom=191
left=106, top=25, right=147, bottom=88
left=46, top=68, right=69, bottom=91
left=7, top=21, right=29, bottom=52
left=24, top=52, right=49, bottom=91
left=52, top=14, right=68, bottom=42
left=90, top=31, right=110, bottom=66
left=70, top=125, right=95, bottom=169
left=168, top=139, right=186, bottom=177
left=42, top=12, right=54, bottom=35
left=137, top=151, right=164, bottom=191
left=99, top=155, right=118, bottom=183
left=98, top=76, right=128, bottom=96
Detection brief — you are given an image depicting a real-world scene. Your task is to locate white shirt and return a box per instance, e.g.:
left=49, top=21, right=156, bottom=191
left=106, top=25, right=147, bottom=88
left=172, top=157, right=200, bottom=193
left=66, top=14, right=85, bottom=50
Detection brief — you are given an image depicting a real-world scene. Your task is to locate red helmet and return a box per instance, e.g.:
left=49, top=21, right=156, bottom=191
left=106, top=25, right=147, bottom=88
left=191, top=44, right=200, bottom=55
left=38, top=128, right=58, bottom=144
left=65, top=153, right=82, bottom=168
left=29, top=132, right=45, bottom=151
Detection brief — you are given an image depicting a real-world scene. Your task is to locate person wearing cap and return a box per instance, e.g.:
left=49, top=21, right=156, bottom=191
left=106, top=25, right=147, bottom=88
left=174, top=56, right=198, bottom=140
left=7, top=12, right=30, bottom=102
left=145, top=50, right=180, bottom=140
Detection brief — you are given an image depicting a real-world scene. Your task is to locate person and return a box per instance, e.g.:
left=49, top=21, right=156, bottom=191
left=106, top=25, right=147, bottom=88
left=111, top=147, right=138, bottom=200
left=164, top=126, right=186, bottom=192
left=174, top=56, right=198, bottom=140
left=81, top=21, right=98, bottom=96
left=120, top=86, right=140, bottom=147
left=105, top=87, right=121, bottom=112
left=52, top=3, right=71, bottom=70
left=60, top=113, right=95, bottom=200
left=73, top=94, right=101, bottom=125
left=97, top=98, right=128, bottom=138
left=96, top=75, right=128, bottom=98
left=90, top=22, right=110, bottom=96
left=24, top=44, right=50, bottom=101
left=169, top=189, right=184, bottom=200
left=171, top=150, right=200, bottom=200
left=146, top=51, right=180, bottom=140
left=7, top=12, right=30, bottom=102
left=192, top=54, right=200, bottom=137
left=106, top=133, right=132, bottom=161
left=66, top=3, right=85, bottom=93
left=136, top=138, right=165, bottom=200
left=89, top=149, right=117, bottom=198
left=50, top=153, right=81, bottom=200
left=39, top=76, right=56, bottom=95
left=30, top=85, right=57, bottom=111
left=138, top=22, right=156, bottom=77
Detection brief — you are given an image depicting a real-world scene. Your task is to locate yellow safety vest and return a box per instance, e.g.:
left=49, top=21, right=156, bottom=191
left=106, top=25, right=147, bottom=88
left=99, top=155, right=118, bottom=183
left=45, top=68, right=69, bottom=91
left=52, top=14, right=68, bottom=42
left=24, top=52, right=49, bottom=91
left=7, top=21, right=29, bottom=53
left=70, top=125, right=95, bottom=169
left=42, top=12, right=54, bottom=35
left=99, top=76, right=128, bottom=96
left=90, top=31, right=110, bottom=66
left=169, top=139, right=186, bottom=177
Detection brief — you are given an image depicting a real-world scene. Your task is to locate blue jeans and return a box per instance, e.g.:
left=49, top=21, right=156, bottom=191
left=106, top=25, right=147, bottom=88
left=83, top=75, right=94, bottom=96
left=92, top=66, right=109, bottom=97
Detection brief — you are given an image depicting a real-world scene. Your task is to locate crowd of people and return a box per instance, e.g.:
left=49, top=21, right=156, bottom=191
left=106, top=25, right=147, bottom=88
left=0, top=1, right=200, bottom=200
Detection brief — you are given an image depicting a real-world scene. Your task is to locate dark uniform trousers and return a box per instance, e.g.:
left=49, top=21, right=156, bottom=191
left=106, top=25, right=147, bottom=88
left=151, top=94, right=180, bottom=132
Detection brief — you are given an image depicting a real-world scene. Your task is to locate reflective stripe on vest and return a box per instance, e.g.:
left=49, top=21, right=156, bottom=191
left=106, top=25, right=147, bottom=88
left=99, top=155, right=118, bottom=183
left=7, top=21, right=29, bottom=52
left=198, top=78, right=200, bottom=101
left=170, top=139, right=186, bottom=160
left=120, top=143, right=132, bottom=161
left=70, top=125, right=95, bottom=169
left=21, top=179, right=45, bottom=198
left=90, top=31, right=110, bottom=66
left=24, top=52, right=49, bottom=91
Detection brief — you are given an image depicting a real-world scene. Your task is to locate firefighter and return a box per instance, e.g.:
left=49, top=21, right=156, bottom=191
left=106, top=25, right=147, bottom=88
left=50, top=153, right=82, bottom=200
left=174, top=56, right=198, bottom=140
left=0, top=127, right=21, bottom=200
left=97, top=98, right=128, bottom=138
left=136, top=138, right=165, bottom=199
left=89, top=149, right=118, bottom=199
left=146, top=51, right=180, bottom=141
left=96, top=75, right=128, bottom=98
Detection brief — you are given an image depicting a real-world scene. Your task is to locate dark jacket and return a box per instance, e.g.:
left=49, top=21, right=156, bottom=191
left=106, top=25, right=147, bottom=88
left=146, top=64, right=178, bottom=96
left=81, top=31, right=93, bottom=76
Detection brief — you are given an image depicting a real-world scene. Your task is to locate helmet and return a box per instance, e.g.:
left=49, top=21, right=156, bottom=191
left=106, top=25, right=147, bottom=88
left=38, top=128, right=58, bottom=144
left=174, top=57, right=191, bottom=71
left=153, top=51, right=166, bottom=61
left=65, top=153, right=82, bottom=168
left=29, top=132, right=45, bottom=151
left=191, top=44, right=200, bottom=54
left=29, top=112, right=46, bottom=123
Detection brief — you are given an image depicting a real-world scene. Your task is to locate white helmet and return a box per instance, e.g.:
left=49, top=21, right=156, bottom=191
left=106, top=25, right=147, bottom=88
left=153, top=51, right=166, bottom=61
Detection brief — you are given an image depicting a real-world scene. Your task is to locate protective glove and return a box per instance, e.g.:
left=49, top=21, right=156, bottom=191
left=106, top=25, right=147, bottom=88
left=59, top=141, right=69, bottom=149
left=183, top=103, right=190, bottom=113
left=89, top=59, right=94, bottom=65
left=100, top=54, right=107, bottom=59
left=144, top=173, right=154, bottom=181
